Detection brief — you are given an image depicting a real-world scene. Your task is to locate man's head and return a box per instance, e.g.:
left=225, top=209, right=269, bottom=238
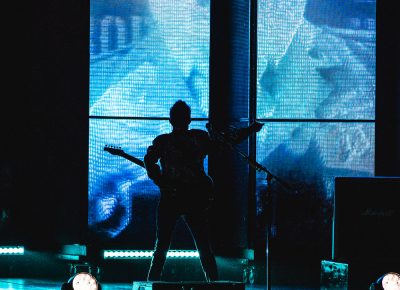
left=169, top=100, right=191, bottom=129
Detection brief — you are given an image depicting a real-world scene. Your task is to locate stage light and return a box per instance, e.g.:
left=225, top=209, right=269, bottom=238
left=103, top=250, right=153, bottom=259
left=61, top=272, right=101, bottom=290
left=103, top=250, right=199, bottom=259
left=167, top=250, right=199, bottom=258
left=369, top=272, right=400, bottom=290
left=0, top=246, right=24, bottom=255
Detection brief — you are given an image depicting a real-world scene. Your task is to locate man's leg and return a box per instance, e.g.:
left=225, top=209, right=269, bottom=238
left=147, top=198, right=178, bottom=281
left=185, top=210, right=218, bottom=282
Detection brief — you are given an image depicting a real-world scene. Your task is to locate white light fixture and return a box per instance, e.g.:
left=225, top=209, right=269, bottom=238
left=61, top=272, right=101, bottom=290
left=103, top=250, right=199, bottom=259
left=167, top=250, right=199, bottom=258
left=0, top=246, right=24, bottom=255
left=370, top=272, right=400, bottom=290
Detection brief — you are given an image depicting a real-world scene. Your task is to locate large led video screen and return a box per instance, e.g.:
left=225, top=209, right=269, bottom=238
left=89, top=0, right=210, bottom=118
left=89, top=0, right=210, bottom=245
left=257, top=0, right=375, bottom=120
left=88, top=0, right=376, bottom=254
left=255, top=0, right=375, bottom=257
left=89, top=119, right=209, bottom=245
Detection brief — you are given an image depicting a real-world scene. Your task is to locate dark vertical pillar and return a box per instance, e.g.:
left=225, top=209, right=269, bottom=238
left=28, top=0, right=89, bottom=250
left=376, top=0, right=400, bottom=176
left=209, top=0, right=251, bottom=254
left=248, top=0, right=258, bottom=252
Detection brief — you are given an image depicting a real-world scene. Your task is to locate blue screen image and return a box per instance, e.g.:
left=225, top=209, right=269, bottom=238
left=88, top=0, right=375, bottom=247
left=255, top=0, right=375, bottom=251
left=89, top=119, right=208, bottom=241
left=89, top=0, right=210, bottom=242
left=257, top=0, right=375, bottom=120
left=89, top=0, right=210, bottom=118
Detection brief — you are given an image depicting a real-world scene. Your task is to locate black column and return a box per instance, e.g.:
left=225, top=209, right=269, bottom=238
left=209, top=0, right=251, bottom=255
left=376, top=0, right=400, bottom=176
left=27, top=0, right=89, bottom=250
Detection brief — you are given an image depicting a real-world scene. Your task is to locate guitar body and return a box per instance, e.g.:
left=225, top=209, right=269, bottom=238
left=104, top=145, right=214, bottom=210
left=161, top=174, right=215, bottom=211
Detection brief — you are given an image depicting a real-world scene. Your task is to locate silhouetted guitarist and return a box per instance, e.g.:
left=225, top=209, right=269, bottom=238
left=144, top=100, right=263, bottom=282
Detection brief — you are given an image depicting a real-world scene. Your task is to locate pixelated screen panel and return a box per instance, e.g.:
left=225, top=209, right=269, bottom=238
left=257, top=0, right=375, bottom=119
left=89, top=0, right=210, bottom=118
left=255, top=121, right=374, bottom=201
left=255, top=122, right=374, bottom=254
left=89, top=119, right=209, bottom=241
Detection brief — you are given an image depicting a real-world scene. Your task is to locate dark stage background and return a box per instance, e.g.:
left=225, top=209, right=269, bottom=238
left=1, top=0, right=399, bottom=286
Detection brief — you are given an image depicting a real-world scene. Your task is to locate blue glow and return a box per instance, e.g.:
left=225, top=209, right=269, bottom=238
left=255, top=0, right=376, bottom=194
left=256, top=0, right=375, bottom=255
left=89, top=0, right=210, bottom=242
left=257, top=0, right=375, bottom=119
left=89, top=119, right=208, bottom=239
left=256, top=122, right=374, bottom=199
left=89, top=0, right=376, bottom=248
left=89, top=0, right=210, bottom=118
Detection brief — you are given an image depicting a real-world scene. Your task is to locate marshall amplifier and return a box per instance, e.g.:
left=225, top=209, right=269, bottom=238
left=132, top=281, right=245, bottom=290
left=334, top=177, right=400, bottom=262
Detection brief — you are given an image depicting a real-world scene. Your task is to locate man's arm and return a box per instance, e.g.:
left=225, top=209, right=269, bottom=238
left=144, top=137, right=164, bottom=186
left=206, top=122, right=264, bottom=146
left=229, top=121, right=264, bottom=144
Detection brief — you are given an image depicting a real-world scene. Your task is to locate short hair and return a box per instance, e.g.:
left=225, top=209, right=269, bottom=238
left=169, top=100, right=191, bottom=127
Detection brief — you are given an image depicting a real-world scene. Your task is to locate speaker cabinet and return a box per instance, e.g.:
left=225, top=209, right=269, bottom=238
left=334, top=177, right=400, bottom=263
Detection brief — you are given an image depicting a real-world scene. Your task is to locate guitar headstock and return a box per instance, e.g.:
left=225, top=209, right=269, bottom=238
left=104, top=145, right=124, bottom=156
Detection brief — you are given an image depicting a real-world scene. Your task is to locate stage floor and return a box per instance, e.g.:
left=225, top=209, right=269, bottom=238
left=0, top=279, right=318, bottom=290
left=0, top=250, right=325, bottom=290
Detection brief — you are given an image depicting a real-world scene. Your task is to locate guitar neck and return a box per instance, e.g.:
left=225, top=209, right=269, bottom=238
left=120, top=152, right=145, bottom=168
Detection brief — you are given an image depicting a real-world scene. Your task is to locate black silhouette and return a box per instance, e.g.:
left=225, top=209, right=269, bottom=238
left=144, top=100, right=263, bottom=281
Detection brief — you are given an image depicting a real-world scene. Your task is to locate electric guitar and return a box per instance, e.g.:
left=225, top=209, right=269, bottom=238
left=104, top=145, right=145, bottom=168
left=103, top=145, right=215, bottom=206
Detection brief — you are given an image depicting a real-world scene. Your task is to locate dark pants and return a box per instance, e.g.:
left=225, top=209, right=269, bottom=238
left=147, top=194, right=218, bottom=282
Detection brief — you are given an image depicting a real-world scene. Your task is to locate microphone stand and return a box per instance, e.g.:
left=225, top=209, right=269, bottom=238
left=207, top=123, right=297, bottom=194
left=207, top=124, right=297, bottom=290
